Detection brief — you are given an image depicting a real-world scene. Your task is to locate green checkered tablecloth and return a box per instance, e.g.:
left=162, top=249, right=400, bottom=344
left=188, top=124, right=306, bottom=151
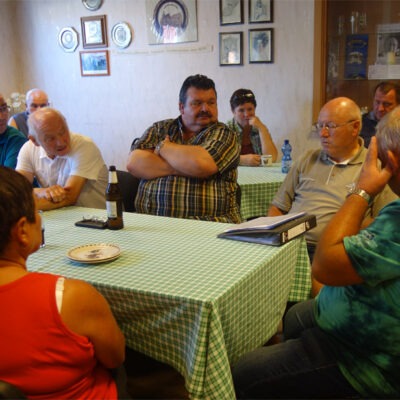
left=28, top=207, right=310, bottom=399
left=238, top=164, right=286, bottom=220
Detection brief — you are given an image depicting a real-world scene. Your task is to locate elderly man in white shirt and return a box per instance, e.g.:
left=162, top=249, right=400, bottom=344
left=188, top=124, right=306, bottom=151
left=16, top=107, right=107, bottom=211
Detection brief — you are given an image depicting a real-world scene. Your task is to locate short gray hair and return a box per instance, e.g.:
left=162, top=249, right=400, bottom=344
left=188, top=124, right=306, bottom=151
left=376, top=105, right=400, bottom=162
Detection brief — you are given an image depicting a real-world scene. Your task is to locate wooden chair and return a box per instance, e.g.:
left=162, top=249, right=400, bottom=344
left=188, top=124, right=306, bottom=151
left=116, top=170, right=140, bottom=213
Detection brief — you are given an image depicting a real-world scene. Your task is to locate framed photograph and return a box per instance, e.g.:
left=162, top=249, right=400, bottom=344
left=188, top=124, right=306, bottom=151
left=81, top=15, right=107, bottom=49
left=249, top=28, right=273, bottom=63
left=220, top=0, right=243, bottom=25
left=376, top=23, right=400, bottom=65
left=145, top=0, right=198, bottom=45
left=219, top=32, right=243, bottom=66
left=249, top=0, right=273, bottom=23
left=80, top=50, right=110, bottom=76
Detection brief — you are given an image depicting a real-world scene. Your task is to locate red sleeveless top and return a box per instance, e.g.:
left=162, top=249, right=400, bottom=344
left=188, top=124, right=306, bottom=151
left=0, top=272, right=117, bottom=399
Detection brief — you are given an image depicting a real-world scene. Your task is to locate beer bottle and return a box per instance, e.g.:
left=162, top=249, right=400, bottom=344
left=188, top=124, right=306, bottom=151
left=106, top=165, right=124, bottom=230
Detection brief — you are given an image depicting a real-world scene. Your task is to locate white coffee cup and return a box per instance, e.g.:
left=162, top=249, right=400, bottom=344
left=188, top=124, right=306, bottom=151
left=260, top=155, right=273, bottom=167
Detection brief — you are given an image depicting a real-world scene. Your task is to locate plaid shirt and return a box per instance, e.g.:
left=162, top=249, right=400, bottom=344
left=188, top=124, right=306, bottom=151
left=226, top=118, right=262, bottom=155
left=133, top=117, right=241, bottom=223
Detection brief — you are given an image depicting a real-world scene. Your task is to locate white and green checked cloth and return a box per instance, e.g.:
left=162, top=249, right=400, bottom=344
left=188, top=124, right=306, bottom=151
left=238, top=164, right=286, bottom=221
left=28, top=207, right=311, bottom=399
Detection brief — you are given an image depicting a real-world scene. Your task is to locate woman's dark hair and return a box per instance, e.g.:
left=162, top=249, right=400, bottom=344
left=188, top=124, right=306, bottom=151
left=179, top=74, right=217, bottom=105
left=0, top=167, right=36, bottom=254
left=230, top=89, right=257, bottom=111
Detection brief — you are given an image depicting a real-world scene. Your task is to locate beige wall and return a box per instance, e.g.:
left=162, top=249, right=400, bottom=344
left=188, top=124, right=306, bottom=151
left=0, top=0, right=318, bottom=169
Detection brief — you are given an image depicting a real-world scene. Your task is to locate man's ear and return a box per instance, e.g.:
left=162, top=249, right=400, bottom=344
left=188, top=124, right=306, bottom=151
left=179, top=102, right=184, bottom=114
left=386, top=150, right=400, bottom=174
left=28, top=134, right=40, bottom=146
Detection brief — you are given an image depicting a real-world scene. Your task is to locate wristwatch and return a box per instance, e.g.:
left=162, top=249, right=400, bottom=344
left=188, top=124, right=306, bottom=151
left=154, top=140, right=165, bottom=155
left=347, top=187, right=374, bottom=206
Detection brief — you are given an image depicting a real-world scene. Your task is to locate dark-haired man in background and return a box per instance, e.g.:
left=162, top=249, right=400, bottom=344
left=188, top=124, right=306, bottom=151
left=360, top=81, right=400, bottom=147
left=127, top=74, right=241, bottom=223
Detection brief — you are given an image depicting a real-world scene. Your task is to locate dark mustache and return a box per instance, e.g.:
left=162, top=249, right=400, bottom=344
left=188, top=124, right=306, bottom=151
left=196, top=112, right=212, bottom=118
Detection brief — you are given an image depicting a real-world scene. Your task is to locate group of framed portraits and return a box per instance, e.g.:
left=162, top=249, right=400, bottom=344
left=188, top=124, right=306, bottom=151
left=219, top=0, right=273, bottom=65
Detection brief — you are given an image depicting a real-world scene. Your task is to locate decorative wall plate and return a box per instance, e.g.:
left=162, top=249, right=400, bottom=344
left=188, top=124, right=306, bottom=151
left=82, top=0, right=103, bottom=11
left=58, top=27, right=79, bottom=52
left=111, top=22, right=132, bottom=48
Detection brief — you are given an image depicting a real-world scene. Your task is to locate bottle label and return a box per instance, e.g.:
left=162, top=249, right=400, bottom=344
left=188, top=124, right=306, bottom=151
left=106, top=201, right=118, bottom=218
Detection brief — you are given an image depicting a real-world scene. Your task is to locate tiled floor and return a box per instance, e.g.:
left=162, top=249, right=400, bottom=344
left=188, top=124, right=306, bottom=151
left=125, top=348, right=188, bottom=399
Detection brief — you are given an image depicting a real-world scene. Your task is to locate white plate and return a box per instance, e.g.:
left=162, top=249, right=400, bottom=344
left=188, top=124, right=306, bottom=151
left=67, top=243, right=121, bottom=264
left=82, top=0, right=103, bottom=11
left=111, top=22, right=132, bottom=49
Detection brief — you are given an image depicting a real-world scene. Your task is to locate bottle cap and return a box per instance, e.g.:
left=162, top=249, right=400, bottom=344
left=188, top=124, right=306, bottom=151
left=109, top=165, right=116, bottom=171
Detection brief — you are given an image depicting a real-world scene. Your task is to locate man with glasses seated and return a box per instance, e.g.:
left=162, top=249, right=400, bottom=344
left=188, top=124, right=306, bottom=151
left=8, top=88, right=49, bottom=137
left=268, top=97, right=397, bottom=295
left=0, top=93, right=27, bottom=169
left=360, top=81, right=400, bottom=148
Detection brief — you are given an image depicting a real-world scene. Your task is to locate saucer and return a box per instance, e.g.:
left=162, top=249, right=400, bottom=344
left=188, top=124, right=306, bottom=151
left=67, top=243, right=121, bottom=264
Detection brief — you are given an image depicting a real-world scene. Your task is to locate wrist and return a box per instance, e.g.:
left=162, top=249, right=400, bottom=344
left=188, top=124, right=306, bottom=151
left=346, top=187, right=374, bottom=206
left=154, top=140, right=165, bottom=156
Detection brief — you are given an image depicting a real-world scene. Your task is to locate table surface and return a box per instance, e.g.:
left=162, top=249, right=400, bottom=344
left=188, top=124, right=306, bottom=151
left=237, top=164, right=287, bottom=221
left=28, top=207, right=310, bottom=399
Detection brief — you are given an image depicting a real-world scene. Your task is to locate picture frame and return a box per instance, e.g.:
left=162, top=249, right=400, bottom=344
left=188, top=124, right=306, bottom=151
left=80, top=50, right=110, bottom=76
left=376, top=23, right=400, bottom=65
left=249, top=0, right=273, bottom=23
left=220, top=0, right=243, bottom=26
left=81, top=15, right=107, bottom=49
left=146, top=0, right=198, bottom=45
left=219, top=32, right=243, bottom=66
left=249, top=28, right=273, bottom=63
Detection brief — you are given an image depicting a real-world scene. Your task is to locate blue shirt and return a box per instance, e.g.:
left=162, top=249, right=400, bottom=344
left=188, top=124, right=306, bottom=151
left=316, top=199, right=400, bottom=397
left=0, top=126, right=27, bottom=169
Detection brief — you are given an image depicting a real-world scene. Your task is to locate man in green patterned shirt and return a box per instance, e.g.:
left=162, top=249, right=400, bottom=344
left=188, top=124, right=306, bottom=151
left=127, top=74, right=241, bottom=223
left=233, top=107, right=400, bottom=398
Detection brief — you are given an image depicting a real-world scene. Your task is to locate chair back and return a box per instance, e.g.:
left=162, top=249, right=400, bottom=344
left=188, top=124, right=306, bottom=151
left=116, top=170, right=140, bottom=213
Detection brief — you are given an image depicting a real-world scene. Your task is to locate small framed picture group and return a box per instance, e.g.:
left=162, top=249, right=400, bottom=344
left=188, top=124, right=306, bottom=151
left=219, top=28, right=273, bottom=66
left=219, top=0, right=273, bottom=26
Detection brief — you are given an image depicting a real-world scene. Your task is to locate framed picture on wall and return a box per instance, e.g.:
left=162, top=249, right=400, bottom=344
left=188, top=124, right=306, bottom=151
left=249, top=28, right=273, bottom=63
left=220, top=0, right=243, bottom=25
left=145, top=0, right=198, bottom=44
left=81, top=15, right=107, bottom=48
left=249, top=0, right=273, bottom=23
left=219, top=32, right=243, bottom=66
left=80, top=50, right=110, bottom=76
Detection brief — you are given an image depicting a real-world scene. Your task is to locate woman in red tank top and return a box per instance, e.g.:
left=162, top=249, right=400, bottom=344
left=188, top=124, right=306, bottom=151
left=0, top=167, right=127, bottom=399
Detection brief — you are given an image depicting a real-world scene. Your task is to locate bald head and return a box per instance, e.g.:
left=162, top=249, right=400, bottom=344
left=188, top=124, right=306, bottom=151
left=25, top=88, right=49, bottom=115
left=317, top=97, right=362, bottom=162
left=319, top=97, right=362, bottom=132
left=28, top=108, right=71, bottom=159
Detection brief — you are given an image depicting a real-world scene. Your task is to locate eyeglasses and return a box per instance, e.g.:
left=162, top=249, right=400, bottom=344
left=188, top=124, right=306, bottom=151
left=0, top=105, right=10, bottom=114
left=30, top=103, right=49, bottom=109
left=313, top=120, right=356, bottom=132
left=233, top=93, right=255, bottom=101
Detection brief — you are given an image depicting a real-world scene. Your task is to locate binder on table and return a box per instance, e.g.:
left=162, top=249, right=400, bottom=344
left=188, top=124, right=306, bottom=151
left=217, top=212, right=317, bottom=246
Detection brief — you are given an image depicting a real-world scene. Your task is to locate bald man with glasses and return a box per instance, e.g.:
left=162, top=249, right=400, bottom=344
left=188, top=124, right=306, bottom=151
left=268, top=97, right=397, bottom=283
left=0, top=93, right=27, bottom=168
